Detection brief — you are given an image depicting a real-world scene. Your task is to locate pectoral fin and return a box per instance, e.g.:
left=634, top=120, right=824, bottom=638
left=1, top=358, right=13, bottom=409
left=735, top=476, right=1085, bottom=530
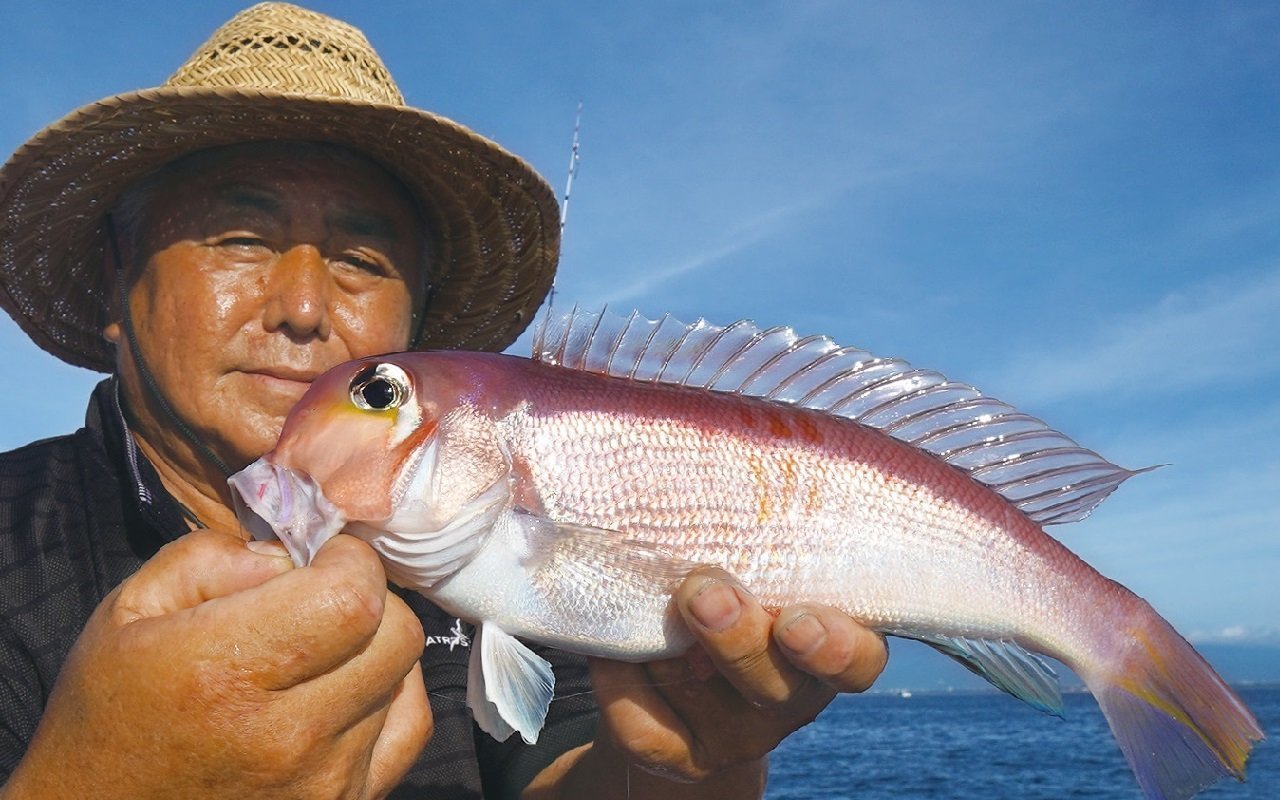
left=466, top=621, right=554, bottom=744
left=513, top=508, right=702, bottom=591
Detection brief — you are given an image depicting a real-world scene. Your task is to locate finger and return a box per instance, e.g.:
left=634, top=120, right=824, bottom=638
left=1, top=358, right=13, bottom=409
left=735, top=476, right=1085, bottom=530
left=112, top=528, right=294, bottom=622
left=135, top=534, right=392, bottom=690
left=588, top=657, right=699, bottom=774
left=676, top=568, right=815, bottom=708
left=250, top=534, right=399, bottom=688
left=591, top=655, right=783, bottom=782
left=772, top=605, right=888, bottom=693
left=366, top=662, right=432, bottom=798
left=288, top=589, right=426, bottom=721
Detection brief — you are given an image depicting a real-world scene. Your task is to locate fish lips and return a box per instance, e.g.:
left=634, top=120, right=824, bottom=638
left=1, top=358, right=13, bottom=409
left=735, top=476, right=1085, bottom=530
left=228, top=458, right=347, bottom=567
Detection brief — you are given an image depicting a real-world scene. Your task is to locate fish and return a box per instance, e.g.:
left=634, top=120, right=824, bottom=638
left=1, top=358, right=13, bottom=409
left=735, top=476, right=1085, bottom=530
left=229, top=307, right=1263, bottom=800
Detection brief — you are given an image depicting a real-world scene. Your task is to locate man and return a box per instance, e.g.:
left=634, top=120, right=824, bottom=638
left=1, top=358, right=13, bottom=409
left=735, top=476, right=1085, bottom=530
left=0, top=4, right=886, bottom=798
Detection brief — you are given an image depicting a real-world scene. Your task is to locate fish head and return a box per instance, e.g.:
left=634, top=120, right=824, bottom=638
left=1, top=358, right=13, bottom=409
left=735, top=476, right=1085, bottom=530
left=229, top=356, right=440, bottom=560
left=229, top=353, right=510, bottom=569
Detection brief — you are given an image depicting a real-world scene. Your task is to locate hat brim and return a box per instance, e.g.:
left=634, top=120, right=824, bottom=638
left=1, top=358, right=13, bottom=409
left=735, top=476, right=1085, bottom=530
left=0, top=86, right=560, bottom=372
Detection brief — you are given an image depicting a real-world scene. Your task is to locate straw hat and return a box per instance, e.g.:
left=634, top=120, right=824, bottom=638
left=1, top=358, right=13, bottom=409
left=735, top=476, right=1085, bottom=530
left=0, top=2, right=560, bottom=372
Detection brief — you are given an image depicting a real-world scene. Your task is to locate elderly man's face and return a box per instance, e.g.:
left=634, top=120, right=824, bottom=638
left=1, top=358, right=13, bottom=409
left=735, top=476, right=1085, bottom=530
left=105, top=142, right=424, bottom=472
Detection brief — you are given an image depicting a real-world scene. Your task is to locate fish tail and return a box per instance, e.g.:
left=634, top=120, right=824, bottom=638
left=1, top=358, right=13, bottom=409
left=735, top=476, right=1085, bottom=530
left=1085, top=600, right=1264, bottom=799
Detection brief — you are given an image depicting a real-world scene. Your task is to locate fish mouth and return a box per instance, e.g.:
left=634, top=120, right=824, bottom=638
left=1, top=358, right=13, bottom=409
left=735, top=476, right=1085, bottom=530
left=228, top=458, right=347, bottom=567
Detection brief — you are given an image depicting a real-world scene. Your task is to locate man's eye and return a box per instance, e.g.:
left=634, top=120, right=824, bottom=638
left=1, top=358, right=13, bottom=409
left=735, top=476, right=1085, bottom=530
left=337, top=252, right=385, bottom=275
left=217, top=236, right=271, bottom=252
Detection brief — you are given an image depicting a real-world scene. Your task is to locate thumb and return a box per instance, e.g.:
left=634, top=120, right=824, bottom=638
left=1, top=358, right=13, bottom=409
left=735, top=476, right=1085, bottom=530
left=367, top=662, right=433, bottom=797
left=112, top=528, right=294, bottom=623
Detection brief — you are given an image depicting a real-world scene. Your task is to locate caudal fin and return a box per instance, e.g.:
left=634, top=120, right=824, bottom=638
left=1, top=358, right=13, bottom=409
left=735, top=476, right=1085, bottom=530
left=1087, top=610, right=1264, bottom=800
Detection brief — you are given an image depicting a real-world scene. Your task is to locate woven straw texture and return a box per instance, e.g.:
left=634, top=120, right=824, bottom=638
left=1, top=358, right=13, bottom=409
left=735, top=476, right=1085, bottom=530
left=0, top=2, right=559, bottom=372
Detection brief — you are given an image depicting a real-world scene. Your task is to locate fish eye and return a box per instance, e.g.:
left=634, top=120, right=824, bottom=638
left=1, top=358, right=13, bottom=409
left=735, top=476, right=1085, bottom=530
left=349, top=363, right=411, bottom=411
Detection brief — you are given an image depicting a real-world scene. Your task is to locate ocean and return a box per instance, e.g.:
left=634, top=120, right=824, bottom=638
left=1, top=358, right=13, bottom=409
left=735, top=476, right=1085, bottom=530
left=765, top=684, right=1278, bottom=799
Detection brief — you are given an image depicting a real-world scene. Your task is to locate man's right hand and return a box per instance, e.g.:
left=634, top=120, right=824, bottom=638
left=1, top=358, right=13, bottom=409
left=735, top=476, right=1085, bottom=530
left=1, top=529, right=430, bottom=799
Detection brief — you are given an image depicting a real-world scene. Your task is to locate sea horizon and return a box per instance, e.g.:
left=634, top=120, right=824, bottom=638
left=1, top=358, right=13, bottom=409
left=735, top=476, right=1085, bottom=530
left=866, top=638, right=1280, bottom=696
left=767, top=683, right=1276, bottom=799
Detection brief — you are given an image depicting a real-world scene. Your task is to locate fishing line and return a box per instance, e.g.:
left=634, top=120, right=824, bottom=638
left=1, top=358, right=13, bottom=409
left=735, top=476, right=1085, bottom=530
left=106, top=213, right=234, bottom=480
left=554, top=673, right=702, bottom=699
left=424, top=673, right=699, bottom=709
left=423, top=673, right=701, bottom=710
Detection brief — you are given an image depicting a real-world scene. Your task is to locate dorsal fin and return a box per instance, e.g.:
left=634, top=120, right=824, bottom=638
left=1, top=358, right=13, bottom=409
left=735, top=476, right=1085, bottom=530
left=533, top=307, right=1148, bottom=524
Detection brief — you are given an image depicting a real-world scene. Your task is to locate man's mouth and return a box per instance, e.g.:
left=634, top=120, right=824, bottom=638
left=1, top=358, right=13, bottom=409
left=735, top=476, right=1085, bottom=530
left=246, top=365, right=324, bottom=382
left=241, top=367, right=325, bottom=394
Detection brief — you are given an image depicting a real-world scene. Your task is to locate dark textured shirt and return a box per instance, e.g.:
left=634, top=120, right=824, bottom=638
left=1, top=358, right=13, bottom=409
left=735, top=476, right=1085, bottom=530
left=0, top=379, right=598, bottom=798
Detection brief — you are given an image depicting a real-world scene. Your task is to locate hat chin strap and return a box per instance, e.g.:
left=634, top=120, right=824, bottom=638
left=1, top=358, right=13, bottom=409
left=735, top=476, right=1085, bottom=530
left=105, top=214, right=234, bottom=480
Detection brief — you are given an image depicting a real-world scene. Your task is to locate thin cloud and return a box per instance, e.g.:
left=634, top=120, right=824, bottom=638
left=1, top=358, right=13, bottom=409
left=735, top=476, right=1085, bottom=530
left=1188, top=626, right=1280, bottom=645
left=603, top=200, right=815, bottom=305
left=989, top=266, right=1280, bottom=407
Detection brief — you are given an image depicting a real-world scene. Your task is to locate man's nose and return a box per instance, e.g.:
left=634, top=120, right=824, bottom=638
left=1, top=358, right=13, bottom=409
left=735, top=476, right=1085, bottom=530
left=263, top=245, right=332, bottom=339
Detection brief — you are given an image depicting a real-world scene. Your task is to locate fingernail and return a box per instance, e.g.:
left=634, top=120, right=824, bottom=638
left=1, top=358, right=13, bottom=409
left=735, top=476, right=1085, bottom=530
left=778, top=611, right=828, bottom=657
left=689, top=580, right=742, bottom=632
left=246, top=539, right=290, bottom=558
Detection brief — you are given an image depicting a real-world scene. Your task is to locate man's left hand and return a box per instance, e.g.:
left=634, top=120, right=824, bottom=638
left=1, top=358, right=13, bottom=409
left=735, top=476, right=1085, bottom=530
left=588, top=566, right=887, bottom=784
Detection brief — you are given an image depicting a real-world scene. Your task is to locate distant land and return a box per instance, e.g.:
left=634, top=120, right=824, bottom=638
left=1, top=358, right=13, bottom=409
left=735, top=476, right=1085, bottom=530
left=871, top=638, right=1280, bottom=695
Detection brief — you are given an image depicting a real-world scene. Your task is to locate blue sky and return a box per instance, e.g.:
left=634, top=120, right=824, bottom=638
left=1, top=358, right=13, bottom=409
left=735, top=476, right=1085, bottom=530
left=2, top=2, right=1277, bottom=645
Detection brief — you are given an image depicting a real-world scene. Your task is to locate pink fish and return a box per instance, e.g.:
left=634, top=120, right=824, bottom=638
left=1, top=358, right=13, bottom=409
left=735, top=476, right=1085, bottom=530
left=230, top=309, right=1263, bottom=799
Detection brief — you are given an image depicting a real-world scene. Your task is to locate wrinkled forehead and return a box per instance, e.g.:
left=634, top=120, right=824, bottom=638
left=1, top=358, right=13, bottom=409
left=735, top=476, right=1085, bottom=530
left=111, top=140, right=429, bottom=288
left=126, top=141, right=423, bottom=227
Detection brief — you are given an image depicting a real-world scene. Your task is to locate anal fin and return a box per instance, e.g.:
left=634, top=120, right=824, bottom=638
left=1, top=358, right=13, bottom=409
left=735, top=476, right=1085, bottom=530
left=903, top=632, right=1063, bottom=716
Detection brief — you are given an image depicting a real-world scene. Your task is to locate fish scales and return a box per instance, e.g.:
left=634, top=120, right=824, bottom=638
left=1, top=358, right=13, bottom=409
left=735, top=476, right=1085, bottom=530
left=505, top=360, right=1093, bottom=655
left=229, top=309, right=1263, bottom=798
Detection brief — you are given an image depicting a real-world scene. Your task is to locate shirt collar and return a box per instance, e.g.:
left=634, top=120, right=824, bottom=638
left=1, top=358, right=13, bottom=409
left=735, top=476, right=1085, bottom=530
left=87, top=377, right=205, bottom=542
